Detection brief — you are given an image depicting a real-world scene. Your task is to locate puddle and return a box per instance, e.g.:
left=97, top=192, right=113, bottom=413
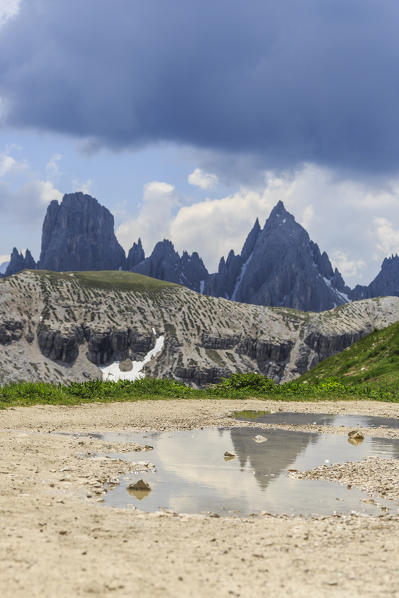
left=102, top=427, right=399, bottom=517
left=233, top=410, right=399, bottom=429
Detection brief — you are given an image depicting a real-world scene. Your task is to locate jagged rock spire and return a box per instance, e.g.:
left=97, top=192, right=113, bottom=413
left=5, top=248, right=36, bottom=277
left=132, top=239, right=208, bottom=292
left=126, top=238, right=145, bottom=270
left=205, top=201, right=350, bottom=311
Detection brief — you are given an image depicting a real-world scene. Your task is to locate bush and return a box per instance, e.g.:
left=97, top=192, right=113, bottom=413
left=215, top=372, right=276, bottom=391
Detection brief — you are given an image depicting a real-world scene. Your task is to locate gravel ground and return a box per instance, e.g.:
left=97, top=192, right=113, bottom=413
left=291, top=457, right=399, bottom=503
left=1, top=398, right=399, bottom=598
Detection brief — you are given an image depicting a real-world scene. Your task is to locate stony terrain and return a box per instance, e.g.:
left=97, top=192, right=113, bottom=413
left=1, top=399, right=399, bottom=598
left=1, top=269, right=399, bottom=385
left=291, top=457, right=399, bottom=502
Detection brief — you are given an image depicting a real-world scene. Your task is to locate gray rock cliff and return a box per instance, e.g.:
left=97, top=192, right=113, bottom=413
left=5, top=248, right=36, bottom=277
left=132, top=240, right=209, bottom=292
left=350, top=255, right=399, bottom=300
left=204, top=201, right=351, bottom=311
left=126, top=238, right=145, bottom=270
left=38, top=192, right=126, bottom=271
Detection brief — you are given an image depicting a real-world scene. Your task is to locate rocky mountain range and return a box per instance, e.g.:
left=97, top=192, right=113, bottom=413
left=4, top=191, right=399, bottom=312
left=133, top=240, right=208, bottom=293
left=203, top=201, right=351, bottom=311
left=1, top=269, right=398, bottom=386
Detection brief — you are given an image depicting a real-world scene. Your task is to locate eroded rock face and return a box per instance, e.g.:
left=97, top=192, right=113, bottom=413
left=85, top=330, right=154, bottom=366
left=37, top=325, right=82, bottom=363
left=303, top=331, right=365, bottom=356
left=174, top=366, right=231, bottom=386
left=39, top=192, right=126, bottom=271
left=0, top=320, right=23, bottom=345
left=237, top=339, right=293, bottom=364
left=0, top=270, right=399, bottom=386
left=201, top=333, right=241, bottom=350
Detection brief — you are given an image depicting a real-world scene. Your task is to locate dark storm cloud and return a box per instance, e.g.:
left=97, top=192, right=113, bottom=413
left=1, top=0, right=399, bottom=173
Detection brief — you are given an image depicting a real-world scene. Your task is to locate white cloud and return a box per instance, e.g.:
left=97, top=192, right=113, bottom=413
left=373, top=217, right=399, bottom=258
left=116, top=163, right=399, bottom=286
left=330, top=251, right=366, bottom=280
left=188, top=168, right=218, bottom=190
left=71, top=178, right=93, bottom=194
left=116, top=181, right=178, bottom=253
left=0, top=178, right=62, bottom=220
left=46, top=153, right=62, bottom=180
left=171, top=187, right=275, bottom=269
left=300, top=204, right=314, bottom=230
left=0, top=0, right=20, bottom=27
left=0, top=254, right=9, bottom=263
left=34, top=179, right=63, bottom=206
left=0, top=152, right=17, bottom=177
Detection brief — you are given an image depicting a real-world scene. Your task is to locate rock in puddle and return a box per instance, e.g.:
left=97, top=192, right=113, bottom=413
left=253, top=435, right=267, bottom=443
left=127, top=479, right=151, bottom=491
left=348, top=431, right=364, bottom=445
left=224, top=451, right=236, bottom=459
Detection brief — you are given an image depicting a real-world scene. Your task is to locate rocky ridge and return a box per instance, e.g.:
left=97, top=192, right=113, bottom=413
left=132, top=240, right=209, bottom=293
left=350, top=255, right=399, bottom=300
left=0, top=269, right=398, bottom=386
left=204, top=201, right=351, bottom=311
left=4, top=193, right=399, bottom=312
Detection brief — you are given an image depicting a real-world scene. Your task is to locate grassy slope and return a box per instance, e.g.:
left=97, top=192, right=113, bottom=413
left=23, top=269, right=178, bottom=292
left=299, top=321, right=399, bottom=386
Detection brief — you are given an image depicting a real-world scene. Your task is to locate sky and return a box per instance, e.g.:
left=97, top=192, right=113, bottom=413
left=1, top=0, right=399, bottom=285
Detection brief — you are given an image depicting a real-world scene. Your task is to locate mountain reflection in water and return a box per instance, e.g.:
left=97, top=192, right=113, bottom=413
left=103, top=426, right=399, bottom=516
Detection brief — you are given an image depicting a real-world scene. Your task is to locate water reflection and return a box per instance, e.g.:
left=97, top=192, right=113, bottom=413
left=234, top=410, right=399, bottom=429
left=103, top=426, right=399, bottom=516
left=230, top=427, right=314, bottom=489
left=127, top=487, right=152, bottom=501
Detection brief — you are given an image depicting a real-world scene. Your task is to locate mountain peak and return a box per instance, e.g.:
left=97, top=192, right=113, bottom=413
left=241, top=217, right=262, bottom=262
left=270, top=200, right=287, bottom=216
left=39, top=192, right=125, bottom=271
left=5, top=247, right=37, bottom=277
left=126, top=238, right=145, bottom=270
left=264, top=201, right=298, bottom=236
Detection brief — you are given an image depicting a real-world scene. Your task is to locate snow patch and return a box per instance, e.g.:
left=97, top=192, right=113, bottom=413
left=231, top=253, right=253, bottom=301
left=323, top=277, right=351, bottom=304
left=100, top=332, right=165, bottom=382
left=199, top=280, right=205, bottom=294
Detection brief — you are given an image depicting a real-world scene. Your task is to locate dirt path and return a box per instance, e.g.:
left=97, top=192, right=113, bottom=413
left=1, top=399, right=399, bottom=597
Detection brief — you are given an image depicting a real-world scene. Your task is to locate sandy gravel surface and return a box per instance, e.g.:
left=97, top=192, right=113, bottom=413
left=1, top=398, right=399, bottom=597
left=291, top=457, right=399, bottom=503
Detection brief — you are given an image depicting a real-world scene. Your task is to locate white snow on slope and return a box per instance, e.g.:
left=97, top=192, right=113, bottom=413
left=323, top=277, right=351, bottom=304
left=231, top=253, right=253, bottom=301
left=199, top=280, right=205, bottom=294
left=100, top=332, right=165, bottom=382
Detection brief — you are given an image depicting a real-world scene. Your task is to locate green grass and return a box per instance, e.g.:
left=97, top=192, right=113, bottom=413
left=1, top=370, right=399, bottom=409
left=1, top=319, right=399, bottom=407
left=299, top=321, right=399, bottom=387
left=10, top=269, right=179, bottom=292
